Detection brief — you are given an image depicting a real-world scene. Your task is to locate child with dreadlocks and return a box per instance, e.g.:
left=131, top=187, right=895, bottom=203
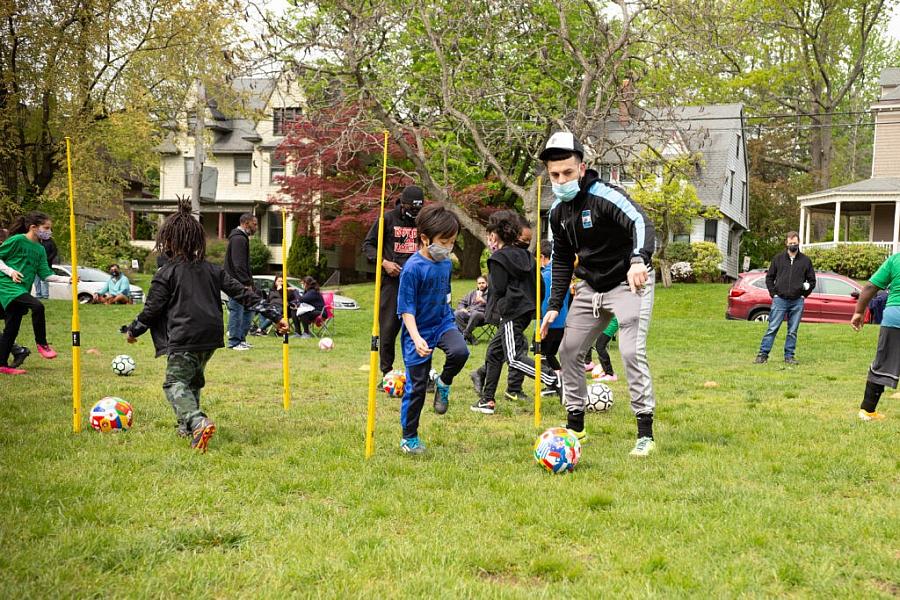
left=125, top=204, right=288, bottom=452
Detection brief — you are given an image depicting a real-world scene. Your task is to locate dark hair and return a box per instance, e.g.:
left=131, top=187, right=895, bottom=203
left=476, top=275, right=487, bottom=283
left=540, top=240, right=553, bottom=258
left=109, top=263, right=120, bottom=270
left=518, top=214, right=532, bottom=230
left=416, top=202, right=460, bottom=242
left=9, top=211, right=50, bottom=235
left=486, top=210, right=521, bottom=246
left=786, top=231, right=799, bottom=241
left=302, top=276, right=319, bottom=292
left=542, top=149, right=581, bottom=164
left=0, top=228, right=8, bottom=244
left=156, top=201, right=206, bottom=263
left=240, top=213, right=256, bottom=226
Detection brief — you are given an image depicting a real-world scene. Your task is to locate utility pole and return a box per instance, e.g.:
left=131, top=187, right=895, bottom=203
left=190, top=80, right=206, bottom=221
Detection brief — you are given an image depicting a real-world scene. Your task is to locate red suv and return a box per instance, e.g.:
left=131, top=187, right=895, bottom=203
left=726, top=270, right=865, bottom=323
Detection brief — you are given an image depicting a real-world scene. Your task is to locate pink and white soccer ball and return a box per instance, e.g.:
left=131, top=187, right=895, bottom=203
left=318, top=337, right=334, bottom=351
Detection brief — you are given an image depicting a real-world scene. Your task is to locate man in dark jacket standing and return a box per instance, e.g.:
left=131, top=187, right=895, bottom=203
left=224, top=213, right=257, bottom=350
left=362, top=185, right=424, bottom=375
left=755, top=232, right=816, bottom=365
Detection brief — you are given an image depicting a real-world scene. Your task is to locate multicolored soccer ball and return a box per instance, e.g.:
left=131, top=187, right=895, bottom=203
left=111, top=354, right=136, bottom=376
left=90, top=397, right=133, bottom=432
left=318, top=337, right=334, bottom=351
left=533, top=427, right=581, bottom=474
left=382, top=369, right=407, bottom=397
left=586, top=382, right=614, bottom=412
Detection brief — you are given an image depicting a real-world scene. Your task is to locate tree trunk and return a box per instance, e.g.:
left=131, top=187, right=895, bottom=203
left=659, top=256, right=673, bottom=288
left=456, top=227, right=485, bottom=278
left=809, top=111, right=833, bottom=191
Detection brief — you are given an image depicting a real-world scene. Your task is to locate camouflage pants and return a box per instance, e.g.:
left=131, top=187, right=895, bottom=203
left=163, top=350, right=215, bottom=434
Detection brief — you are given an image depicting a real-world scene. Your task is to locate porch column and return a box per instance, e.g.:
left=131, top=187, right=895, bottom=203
left=799, top=206, right=807, bottom=246
left=893, top=200, right=900, bottom=254
left=833, top=201, right=842, bottom=245
left=805, top=210, right=812, bottom=244
left=218, top=211, right=225, bottom=239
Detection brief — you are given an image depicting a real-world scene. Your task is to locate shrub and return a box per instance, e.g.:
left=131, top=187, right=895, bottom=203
left=206, top=239, right=227, bottom=266
left=249, top=237, right=272, bottom=274
left=690, top=241, right=723, bottom=282
left=670, top=261, right=694, bottom=282
left=77, top=218, right=150, bottom=272
left=804, top=244, right=889, bottom=280
left=665, top=241, right=693, bottom=263
left=287, top=234, right=328, bottom=281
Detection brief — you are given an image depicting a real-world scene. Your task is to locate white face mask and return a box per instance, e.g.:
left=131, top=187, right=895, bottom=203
left=428, top=243, right=452, bottom=262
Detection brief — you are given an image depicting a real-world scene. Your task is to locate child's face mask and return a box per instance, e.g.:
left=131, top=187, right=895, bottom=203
left=428, top=243, right=452, bottom=262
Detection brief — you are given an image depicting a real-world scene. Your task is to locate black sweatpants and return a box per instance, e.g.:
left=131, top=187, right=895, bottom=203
left=541, top=328, right=564, bottom=372
left=0, top=293, right=47, bottom=367
left=400, top=328, right=469, bottom=438
left=482, top=314, right=558, bottom=401
left=380, top=275, right=402, bottom=374
left=595, top=333, right=614, bottom=375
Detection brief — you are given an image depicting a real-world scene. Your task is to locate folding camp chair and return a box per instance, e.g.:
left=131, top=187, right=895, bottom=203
left=310, top=291, right=335, bottom=338
left=471, top=323, right=497, bottom=344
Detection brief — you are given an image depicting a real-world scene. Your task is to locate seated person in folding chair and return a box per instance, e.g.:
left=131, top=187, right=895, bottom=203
left=455, top=275, right=489, bottom=344
left=294, top=276, right=325, bottom=338
left=256, top=275, right=299, bottom=335
left=92, top=264, right=131, bottom=304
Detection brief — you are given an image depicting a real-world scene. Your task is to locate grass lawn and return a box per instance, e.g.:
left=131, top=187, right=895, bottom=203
left=0, top=280, right=897, bottom=597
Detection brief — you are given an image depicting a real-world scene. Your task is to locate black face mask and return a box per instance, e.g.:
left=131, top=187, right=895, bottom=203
left=110, top=271, right=119, bottom=277
left=787, top=244, right=799, bottom=253
left=514, top=239, right=530, bottom=250
left=402, top=202, right=423, bottom=220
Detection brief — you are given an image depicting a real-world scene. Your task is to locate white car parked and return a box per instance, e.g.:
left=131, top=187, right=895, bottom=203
left=46, top=265, right=144, bottom=304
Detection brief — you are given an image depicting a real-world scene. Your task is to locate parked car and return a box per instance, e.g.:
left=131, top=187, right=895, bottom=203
left=219, top=275, right=359, bottom=310
left=46, top=265, right=144, bottom=304
left=726, top=270, right=864, bottom=323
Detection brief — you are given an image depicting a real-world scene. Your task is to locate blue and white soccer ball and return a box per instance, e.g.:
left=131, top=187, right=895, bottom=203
left=111, top=354, right=136, bottom=376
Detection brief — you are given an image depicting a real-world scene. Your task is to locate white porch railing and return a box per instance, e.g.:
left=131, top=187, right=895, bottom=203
left=802, top=241, right=894, bottom=251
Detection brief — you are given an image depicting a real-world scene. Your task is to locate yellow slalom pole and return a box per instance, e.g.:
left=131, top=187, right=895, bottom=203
left=282, top=207, right=290, bottom=411
left=65, top=138, right=82, bottom=433
left=534, top=177, right=543, bottom=428
left=365, top=131, right=390, bottom=459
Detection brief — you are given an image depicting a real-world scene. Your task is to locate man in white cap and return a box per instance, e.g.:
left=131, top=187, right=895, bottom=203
left=538, top=131, right=658, bottom=456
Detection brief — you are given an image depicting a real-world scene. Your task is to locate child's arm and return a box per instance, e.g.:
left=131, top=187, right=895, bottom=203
left=401, top=312, right=432, bottom=357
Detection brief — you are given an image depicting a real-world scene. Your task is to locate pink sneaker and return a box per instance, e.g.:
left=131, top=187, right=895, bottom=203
left=37, top=344, right=57, bottom=359
left=599, top=374, right=618, bottom=382
left=584, top=362, right=595, bottom=372
left=0, top=366, right=27, bottom=375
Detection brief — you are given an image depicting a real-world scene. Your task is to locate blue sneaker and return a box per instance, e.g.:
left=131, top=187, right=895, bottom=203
left=400, top=436, right=426, bottom=455
left=433, top=374, right=450, bottom=415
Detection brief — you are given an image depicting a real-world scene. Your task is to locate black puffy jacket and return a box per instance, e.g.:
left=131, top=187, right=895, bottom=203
left=765, top=251, right=816, bottom=300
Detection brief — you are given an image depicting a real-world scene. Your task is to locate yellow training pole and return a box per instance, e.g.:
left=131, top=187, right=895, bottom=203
left=282, top=207, right=290, bottom=411
left=365, top=131, right=390, bottom=459
left=534, top=176, right=543, bottom=428
left=65, top=138, right=82, bottom=433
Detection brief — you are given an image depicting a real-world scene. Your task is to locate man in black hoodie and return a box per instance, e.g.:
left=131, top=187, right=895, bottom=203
left=538, top=132, right=658, bottom=457
left=362, top=185, right=424, bottom=375
left=755, top=231, right=816, bottom=365
left=224, top=213, right=257, bottom=350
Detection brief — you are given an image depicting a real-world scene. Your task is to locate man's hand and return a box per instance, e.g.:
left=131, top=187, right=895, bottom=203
left=413, top=335, right=432, bottom=357
left=540, top=310, right=559, bottom=339
left=850, top=312, right=865, bottom=331
left=627, top=262, right=649, bottom=294
left=382, top=260, right=402, bottom=277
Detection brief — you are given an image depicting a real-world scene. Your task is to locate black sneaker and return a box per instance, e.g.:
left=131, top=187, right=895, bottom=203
left=754, top=353, right=768, bottom=364
left=470, top=369, right=484, bottom=395
left=470, top=398, right=495, bottom=414
left=10, top=345, right=30, bottom=369
left=504, top=389, right=530, bottom=402
left=784, top=357, right=799, bottom=365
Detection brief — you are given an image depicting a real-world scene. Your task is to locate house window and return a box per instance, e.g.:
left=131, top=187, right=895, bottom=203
left=736, top=134, right=741, bottom=158
left=273, top=107, right=302, bottom=136
left=270, top=152, right=285, bottom=184
left=673, top=233, right=690, bottom=243
left=619, top=165, right=634, bottom=184
left=704, top=219, right=718, bottom=243
left=600, top=165, right=612, bottom=182
left=184, top=158, right=194, bottom=188
left=234, top=155, right=252, bottom=185
left=610, top=166, right=619, bottom=183
left=729, top=170, right=735, bottom=205
left=727, top=228, right=734, bottom=256
left=267, top=212, right=283, bottom=246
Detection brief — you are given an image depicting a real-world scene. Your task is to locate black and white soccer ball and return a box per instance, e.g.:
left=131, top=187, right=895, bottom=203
left=111, top=354, right=136, bottom=376
left=586, top=382, right=613, bottom=412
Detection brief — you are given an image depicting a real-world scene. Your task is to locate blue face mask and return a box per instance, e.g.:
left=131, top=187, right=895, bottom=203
left=428, top=243, right=452, bottom=262
left=551, top=179, right=580, bottom=202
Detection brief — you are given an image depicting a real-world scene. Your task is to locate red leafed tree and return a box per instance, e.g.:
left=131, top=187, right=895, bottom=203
left=274, top=101, right=417, bottom=244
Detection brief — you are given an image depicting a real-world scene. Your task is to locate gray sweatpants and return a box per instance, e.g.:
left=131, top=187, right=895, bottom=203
left=559, top=275, right=656, bottom=416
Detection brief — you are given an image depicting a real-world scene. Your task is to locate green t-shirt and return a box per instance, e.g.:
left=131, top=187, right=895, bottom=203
left=0, top=234, right=54, bottom=309
left=603, top=316, right=619, bottom=338
left=869, top=253, right=900, bottom=328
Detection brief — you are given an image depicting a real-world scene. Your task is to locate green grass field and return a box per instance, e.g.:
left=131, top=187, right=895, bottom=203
left=0, top=281, right=897, bottom=598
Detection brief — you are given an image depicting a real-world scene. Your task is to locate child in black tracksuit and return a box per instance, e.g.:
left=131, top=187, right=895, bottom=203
left=126, top=204, right=285, bottom=452
left=470, top=210, right=561, bottom=414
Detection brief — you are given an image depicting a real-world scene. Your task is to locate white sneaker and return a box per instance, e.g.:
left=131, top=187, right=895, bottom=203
left=240, top=341, right=252, bottom=348
left=231, top=344, right=250, bottom=351
left=858, top=409, right=886, bottom=421
left=629, top=437, right=656, bottom=457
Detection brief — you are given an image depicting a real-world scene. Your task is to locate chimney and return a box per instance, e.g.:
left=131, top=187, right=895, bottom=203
left=618, top=78, right=635, bottom=126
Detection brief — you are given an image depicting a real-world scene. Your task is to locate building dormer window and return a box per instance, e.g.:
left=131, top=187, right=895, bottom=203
left=184, top=158, right=194, bottom=188
left=270, top=152, right=286, bottom=184
left=234, top=155, right=252, bottom=184
left=273, top=107, right=302, bottom=136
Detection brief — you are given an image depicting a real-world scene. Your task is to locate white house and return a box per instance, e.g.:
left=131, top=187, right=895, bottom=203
left=125, top=74, right=308, bottom=268
left=798, top=67, right=900, bottom=253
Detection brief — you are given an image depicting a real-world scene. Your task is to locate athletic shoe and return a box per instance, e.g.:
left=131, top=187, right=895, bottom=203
left=630, top=437, right=656, bottom=457
left=400, top=436, right=426, bottom=454
left=470, top=398, right=495, bottom=414
left=36, top=344, right=57, bottom=359
left=176, top=424, right=191, bottom=438
left=754, top=353, right=768, bottom=364
left=470, top=369, right=484, bottom=396
left=584, top=362, right=595, bottom=372
left=564, top=427, right=587, bottom=442
left=231, top=344, right=250, bottom=351
left=240, top=341, right=252, bottom=348
left=504, top=389, right=530, bottom=402
left=784, top=357, right=799, bottom=365
left=858, top=409, right=887, bottom=421
left=0, top=366, right=27, bottom=375
left=10, top=346, right=30, bottom=369
left=190, top=417, right=216, bottom=452
left=598, top=373, right=618, bottom=382
left=433, top=375, right=450, bottom=415
left=300, top=333, right=313, bottom=339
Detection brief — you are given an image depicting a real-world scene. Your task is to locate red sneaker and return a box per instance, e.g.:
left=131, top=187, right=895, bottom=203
left=37, top=344, right=57, bottom=359
left=0, top=366, right=27, bottom=375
